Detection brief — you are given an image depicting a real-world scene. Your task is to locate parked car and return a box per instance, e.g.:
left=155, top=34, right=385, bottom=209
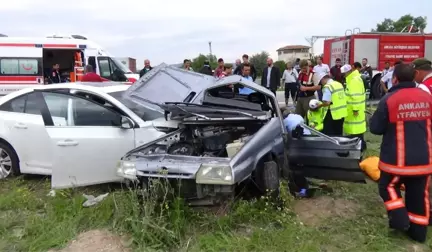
left=116, top=64, right=366, bottom=205
left=0, top=82, right=171, bottom=188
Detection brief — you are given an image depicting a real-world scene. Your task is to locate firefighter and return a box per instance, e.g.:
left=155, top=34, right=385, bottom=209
left=370, top=63, right=432, bottom=243
left=341, top=63, right=367, bottom=151
left=413, top=58, right=432, bottom=93
left=314, top=72, right=347, bottom=136
left=307, top=99, right=325, bottom=131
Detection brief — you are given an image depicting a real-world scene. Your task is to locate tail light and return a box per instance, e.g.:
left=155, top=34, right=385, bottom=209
left=127, top=78, right=137, bottom=83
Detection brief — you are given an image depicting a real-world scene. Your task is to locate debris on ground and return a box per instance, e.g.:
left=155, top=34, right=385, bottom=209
left=47, top=190, right=56, bottom=197
left=82, top=193, right=109, bottom=207
left=47, top=229, right=130, bottom=252
left=293, top=196, right=358, bottom=226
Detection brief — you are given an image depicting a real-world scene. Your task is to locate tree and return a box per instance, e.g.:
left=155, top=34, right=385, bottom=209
left=249, top=51, right=270, bottom=76
left=274, top=60, right=286, bottom=75
left=191, top=54, right=218, bottom=71
left=373, top=14, right=427, bottom=33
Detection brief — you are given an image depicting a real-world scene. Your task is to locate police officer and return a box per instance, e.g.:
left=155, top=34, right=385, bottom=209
left=341, top=63, right=367, bottom=151
left=307, top=99, right=325, bottom=131
left=51, top=63, right=61, bottom=83
left=314, top=72, right=347, bottom=136
left=370, top=63, right=432, bottom=243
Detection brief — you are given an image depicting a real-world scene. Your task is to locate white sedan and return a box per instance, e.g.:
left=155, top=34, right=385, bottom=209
left=0, top=83, right=170, bottom=188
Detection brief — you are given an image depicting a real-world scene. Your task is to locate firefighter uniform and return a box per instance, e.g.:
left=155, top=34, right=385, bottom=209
left=370, top=81, right=432, bottom=242
left=307, top=99, right=325, bottom=131
left=342, top=65, right=367, bottom=150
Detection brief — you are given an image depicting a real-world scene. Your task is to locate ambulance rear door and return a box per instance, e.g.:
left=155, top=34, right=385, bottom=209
left=0, top=44, right=43, bottom=95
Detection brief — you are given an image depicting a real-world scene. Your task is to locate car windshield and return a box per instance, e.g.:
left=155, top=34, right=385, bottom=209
left=111, top=58, right=132, bottom=74
left=109, top=91, right=164, bottom=121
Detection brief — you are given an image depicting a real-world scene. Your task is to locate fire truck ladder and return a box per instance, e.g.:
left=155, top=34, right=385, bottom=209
left=306, top=28, right=361, bottom=55
left=305, top=36, right=339, bottom=55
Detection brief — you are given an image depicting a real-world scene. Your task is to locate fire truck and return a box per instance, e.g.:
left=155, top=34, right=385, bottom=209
left=322, top=30, right=432, bottom=98
left=0, top=34, right=139, bottom=95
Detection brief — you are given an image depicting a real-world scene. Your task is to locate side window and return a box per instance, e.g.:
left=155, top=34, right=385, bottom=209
left=41, top=93, right=69, bottom=126
left=42, top=92, right=122, bottom=127
left=0, top=93, right=42, bottom=115
left=0, top=58, right=41, bottom=76
left=97, top=57, right=112, bottom=79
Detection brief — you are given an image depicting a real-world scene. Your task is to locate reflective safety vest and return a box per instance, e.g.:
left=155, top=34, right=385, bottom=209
left=307, top=108, right=326, bottom=131
left=343, top=70, right=367, bottom=135
left=323, top=80, right=347, bottom=120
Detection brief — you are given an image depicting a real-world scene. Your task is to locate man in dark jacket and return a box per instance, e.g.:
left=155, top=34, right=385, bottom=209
left=139, top=59, right=152, bottom=77
left=330, top=58, right=344, bottom=83
left=233, top=54, right=257, bottom=81
left=261, top=58, right=281, bottom=95
left=360, top=58, right=373, bottom=79
left=199, top=60, right=213, bottom=76
left=370, top=63, right=432, bottom=243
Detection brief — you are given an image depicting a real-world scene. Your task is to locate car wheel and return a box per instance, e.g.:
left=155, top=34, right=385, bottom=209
left=262, top=161, right=280, bottom=197
left=0, top=142, right=20, bottom=178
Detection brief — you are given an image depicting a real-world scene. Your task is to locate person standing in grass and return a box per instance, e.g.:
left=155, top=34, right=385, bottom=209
left=282, top=62, right=298, bottom=106
left=370, top=63, right=432, bottom=243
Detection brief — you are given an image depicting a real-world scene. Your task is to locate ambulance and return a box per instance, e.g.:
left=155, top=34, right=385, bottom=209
left=0, top=34, right=140, bottom=95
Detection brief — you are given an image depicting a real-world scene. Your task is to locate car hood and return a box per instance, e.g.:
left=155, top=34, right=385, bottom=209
left=122, top=63, right=275, bottom=111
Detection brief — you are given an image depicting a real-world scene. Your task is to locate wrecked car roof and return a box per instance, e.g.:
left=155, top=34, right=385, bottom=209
left=122, top=63, right=275, bottom=110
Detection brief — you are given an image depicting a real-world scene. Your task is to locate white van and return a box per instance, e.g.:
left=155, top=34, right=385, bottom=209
left=0, top=34, right=139, bottom=95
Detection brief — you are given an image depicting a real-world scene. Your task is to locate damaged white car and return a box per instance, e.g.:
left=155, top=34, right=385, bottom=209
left=117, top=64, right=366, bottom=205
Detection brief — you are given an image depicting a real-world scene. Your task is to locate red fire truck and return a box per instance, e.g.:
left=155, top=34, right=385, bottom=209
left=322, top=31, right=432, bottom=98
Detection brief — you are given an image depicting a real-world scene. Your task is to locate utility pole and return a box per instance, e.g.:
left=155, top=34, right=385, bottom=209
left=208, top=41, right=213, bottom=62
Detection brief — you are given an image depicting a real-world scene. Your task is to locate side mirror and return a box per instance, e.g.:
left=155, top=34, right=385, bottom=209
left=121, top=116, right=134, bottom=129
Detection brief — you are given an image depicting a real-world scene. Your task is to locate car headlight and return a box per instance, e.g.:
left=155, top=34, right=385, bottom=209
left=116, top=160, right=137, bottom=180
left=195, top=164, right=234, bottom=185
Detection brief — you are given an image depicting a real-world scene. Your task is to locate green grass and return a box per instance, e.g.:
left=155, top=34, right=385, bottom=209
left=1, top=132, right=432, bottom=252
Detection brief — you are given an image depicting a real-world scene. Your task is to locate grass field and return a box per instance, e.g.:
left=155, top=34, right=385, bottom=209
left=1, top=132, right=432, bottom=252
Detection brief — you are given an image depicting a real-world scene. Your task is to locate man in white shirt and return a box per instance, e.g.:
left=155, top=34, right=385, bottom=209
left=312, top=56, right=330, bottom=75
left=380, top=60, right=403, bottom=93
left=312, top=56, right=330, bottom=100
left=282, top=62, right=299, bottom=106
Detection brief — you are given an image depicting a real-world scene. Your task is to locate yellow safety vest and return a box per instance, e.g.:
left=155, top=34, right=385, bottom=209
left=323, top=80, right=347, bottom=120
left=343, top=70, right=367, bottom=135
left=307, top=108, right=326, bottom=131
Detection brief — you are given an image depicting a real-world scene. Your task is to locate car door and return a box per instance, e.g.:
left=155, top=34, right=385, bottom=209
left=42, top=91, right=136, bottom=189
left=286, top=128, right=365, bottom=183
left=0, top=92, right=54, bottom=175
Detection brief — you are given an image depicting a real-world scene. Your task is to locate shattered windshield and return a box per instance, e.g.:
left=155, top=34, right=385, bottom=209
left=109, top=91, right=164, bottom=121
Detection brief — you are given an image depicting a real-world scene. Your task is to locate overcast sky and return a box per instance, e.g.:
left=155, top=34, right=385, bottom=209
left=0, top=0, right=430, bottom=68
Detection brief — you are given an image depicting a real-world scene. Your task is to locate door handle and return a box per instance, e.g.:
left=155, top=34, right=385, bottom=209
left=13, top=122, right=27, bottom=129
left=57, top=139, right=79, bottom=146
left=336, top=151, right=350, bottom=157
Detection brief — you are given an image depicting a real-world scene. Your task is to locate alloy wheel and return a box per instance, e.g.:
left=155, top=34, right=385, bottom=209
left=0, top=148, right=12, bottom=178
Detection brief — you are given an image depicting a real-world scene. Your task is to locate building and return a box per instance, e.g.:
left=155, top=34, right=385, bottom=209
left=276, top=45, right=311, bottom=62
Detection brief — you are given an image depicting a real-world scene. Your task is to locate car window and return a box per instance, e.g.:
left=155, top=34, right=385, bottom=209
left=0, top=93, right=42, bottom=115
left=42, top=92, right=122, bottom=127
left=41, top=92, right=69, bottom=126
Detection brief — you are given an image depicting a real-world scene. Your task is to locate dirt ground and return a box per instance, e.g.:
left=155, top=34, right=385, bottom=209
left=293, top=196, right=359, bottom=226
left=47, top=230, right=130, bottom=252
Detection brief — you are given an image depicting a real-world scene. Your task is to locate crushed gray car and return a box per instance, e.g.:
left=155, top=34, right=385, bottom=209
left=116, top=64, right=366, bottom=205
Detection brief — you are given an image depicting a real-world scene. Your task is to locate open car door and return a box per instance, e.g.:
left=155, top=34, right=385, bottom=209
left=287, top=124, right=365, bottom=183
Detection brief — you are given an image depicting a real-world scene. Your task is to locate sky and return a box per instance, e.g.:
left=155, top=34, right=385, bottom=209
left=0, top=0, right=430, bottom=69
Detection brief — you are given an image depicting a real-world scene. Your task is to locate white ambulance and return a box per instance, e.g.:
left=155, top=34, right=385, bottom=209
left=0, top=34, right=140, bottom=95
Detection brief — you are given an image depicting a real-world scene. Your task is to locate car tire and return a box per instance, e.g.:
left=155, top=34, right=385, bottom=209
left=0, top=142, right=20, bottom=178
left=262, top=161, right=280, bottom=197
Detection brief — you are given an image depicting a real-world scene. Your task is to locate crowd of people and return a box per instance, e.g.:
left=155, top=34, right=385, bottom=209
left=136, top=55, right=432, bottom=243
